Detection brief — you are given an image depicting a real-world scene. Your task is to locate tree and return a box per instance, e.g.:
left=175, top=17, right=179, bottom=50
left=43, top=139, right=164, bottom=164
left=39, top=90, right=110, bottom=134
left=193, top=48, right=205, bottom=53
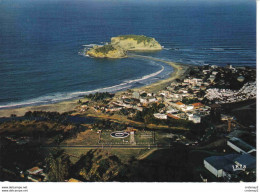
left=45, top=152, right=71, bottom=182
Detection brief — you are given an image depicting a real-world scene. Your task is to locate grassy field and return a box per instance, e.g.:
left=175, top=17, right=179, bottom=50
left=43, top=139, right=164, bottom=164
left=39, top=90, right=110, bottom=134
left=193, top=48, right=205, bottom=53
left=99, top=131, right=130, bottom=145
left=135, top=131, right=154, bottom=144
left=61, top=129, right=99, bottom=145
left=99, top=130, right=155, bottom=145
left=63, top=148, right=150, bottom=164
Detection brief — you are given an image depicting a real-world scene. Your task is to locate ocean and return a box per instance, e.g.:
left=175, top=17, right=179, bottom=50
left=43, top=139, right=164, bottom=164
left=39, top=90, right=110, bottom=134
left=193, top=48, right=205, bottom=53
left=0, top=0, right=256, bottom=109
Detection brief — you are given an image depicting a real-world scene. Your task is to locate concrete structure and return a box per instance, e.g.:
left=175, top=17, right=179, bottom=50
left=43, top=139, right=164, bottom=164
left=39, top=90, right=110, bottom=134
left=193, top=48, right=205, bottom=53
left=130, top=131, right=136, bottom=145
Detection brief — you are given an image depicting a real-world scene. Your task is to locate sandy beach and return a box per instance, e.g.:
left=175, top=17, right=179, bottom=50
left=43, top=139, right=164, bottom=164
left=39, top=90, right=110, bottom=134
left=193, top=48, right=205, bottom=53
left=0, top=56, right=190, bottom=118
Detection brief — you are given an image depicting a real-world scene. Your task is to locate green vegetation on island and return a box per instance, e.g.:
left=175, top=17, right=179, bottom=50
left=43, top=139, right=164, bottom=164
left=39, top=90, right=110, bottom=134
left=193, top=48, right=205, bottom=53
left=86, top=35, right=162, bottom=58
left=94, top=44, right=116, bottom=54
left=117, top=35, right=154, bottom=44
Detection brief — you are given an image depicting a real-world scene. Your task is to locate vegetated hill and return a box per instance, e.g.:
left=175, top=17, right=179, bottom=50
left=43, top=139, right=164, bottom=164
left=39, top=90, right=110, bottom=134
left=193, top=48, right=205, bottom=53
left=125, top=147, right=194, bottom=182
left=111, top=35, right=162, bottom=51
left=86, top=35, right=162, bottom=58
left=72, top=149, right=127, bottom=181
left=69, top=147, right=194, bottom=182
left=86, top=44, right=127, bottom=58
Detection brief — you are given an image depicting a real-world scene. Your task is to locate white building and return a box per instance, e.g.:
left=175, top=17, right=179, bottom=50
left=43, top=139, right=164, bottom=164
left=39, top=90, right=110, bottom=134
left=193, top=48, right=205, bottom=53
left=188, top=115, right=201, bottom=123
left=182, top=105, right=194, bottom=112
left=227, top=137, right=256, bottom=154
left=153, top=113, right=167, bottom=119
left=172, top=102, right=186, bottom=110
left=204, top=154, right=256, bottom=179
left=204, top=154, right=237, bottom=178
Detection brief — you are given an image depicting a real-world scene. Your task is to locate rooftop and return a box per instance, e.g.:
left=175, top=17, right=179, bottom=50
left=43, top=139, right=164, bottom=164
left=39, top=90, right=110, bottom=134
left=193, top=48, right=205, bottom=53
left=205, top=154, right=240, bottom=170
left=192, top=102, right=204, bottom=107
left=229, top=137, right=255, bottom=153
left=175, top=102, right=185, bottom=106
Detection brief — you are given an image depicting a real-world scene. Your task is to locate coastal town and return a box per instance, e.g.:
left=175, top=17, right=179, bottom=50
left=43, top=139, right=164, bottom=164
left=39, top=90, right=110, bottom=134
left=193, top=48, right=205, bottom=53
left=1, top=61, right=255, bottom=182
left=0, top=0, right=256, bottom=191
left=78, top=63, right=256, bottom=126
left=74, top=63, right=256, bottom=182
left=0, top=33, right=257, bottom=182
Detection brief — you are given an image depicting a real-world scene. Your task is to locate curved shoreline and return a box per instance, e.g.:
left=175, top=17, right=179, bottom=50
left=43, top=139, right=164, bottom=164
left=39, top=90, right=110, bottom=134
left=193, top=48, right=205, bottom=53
left=0, top=56, right=190, bottom=117
left=129, top=54, right=190, bottom=93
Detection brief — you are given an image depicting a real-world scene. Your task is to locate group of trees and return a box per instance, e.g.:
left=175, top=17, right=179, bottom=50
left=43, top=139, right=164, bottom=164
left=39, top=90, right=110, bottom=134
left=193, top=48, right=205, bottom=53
left=23, top=111, right=89, bottom=144
left=24, top=111, right=72, bottom=124
left=132, top=103, right=165, bottom=124
left=45, top=149, right=126, bottom=182
left=93, top=119, right=127, bottom=131
left=84, top=92, right=114, bottom=101
left=45, top=151, right=71, bottom=182
left=45, top=147, right=196, bottom=182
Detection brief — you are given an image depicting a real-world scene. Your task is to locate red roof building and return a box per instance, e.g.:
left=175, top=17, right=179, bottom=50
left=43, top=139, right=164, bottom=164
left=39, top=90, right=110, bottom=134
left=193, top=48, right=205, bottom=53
left=191, top=102, right=204, bottom=109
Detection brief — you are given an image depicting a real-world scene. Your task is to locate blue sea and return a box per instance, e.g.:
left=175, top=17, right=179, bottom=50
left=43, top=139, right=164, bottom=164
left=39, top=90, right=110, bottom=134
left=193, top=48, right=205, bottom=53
left=0, top=0, right=256, bottom=109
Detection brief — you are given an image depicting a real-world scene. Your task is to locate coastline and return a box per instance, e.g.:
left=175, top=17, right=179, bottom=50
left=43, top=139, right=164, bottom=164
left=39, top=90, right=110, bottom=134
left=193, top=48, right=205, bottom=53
left=0, top=56, right=190, bottom=118
left=129, top=55, right=190, bottom=93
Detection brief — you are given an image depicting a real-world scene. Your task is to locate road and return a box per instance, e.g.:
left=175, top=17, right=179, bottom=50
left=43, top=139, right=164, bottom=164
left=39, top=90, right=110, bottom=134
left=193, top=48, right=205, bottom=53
left=41, top=144, right=174, bottom=149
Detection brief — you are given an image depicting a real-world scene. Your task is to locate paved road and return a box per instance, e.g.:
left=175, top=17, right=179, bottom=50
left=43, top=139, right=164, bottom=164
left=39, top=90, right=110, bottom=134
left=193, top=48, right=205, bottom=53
left=42, top=144, right=173, bottom=149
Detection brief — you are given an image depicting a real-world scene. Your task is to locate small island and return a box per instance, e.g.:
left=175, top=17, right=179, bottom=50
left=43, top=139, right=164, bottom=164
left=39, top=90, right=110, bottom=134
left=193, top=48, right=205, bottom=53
left=86, top=35, right=162, bottom=58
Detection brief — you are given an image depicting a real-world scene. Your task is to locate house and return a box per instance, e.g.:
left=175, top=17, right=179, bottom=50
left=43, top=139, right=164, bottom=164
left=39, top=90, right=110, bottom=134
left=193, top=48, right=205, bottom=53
left=211, top=65, right=218, bottom=69
left=173, top=102, right=185, bottom=110
left=212, top=71, right=218, bottom=75
left=167, top=113, right=180, bottom=120
left=188, top=115, right=201, bottom=123
left=132, top=92, right=140, bottom=99
left=227, top=137, right=256, bottom=154
left=153, top=113, right=167, bottom=119
left=67, top=178, right=82, bottom=182
left=133, top=106, right=143, bottom=111
left=191, top=102, right=204, bottom=109
left=26, top=167, right=47, bottom=182
left=166, top=108, right=179, bottom=114
left=182, top=105, right=194, bottom=112
left=140, top=98, right=148, bottom=104
left=27, top=167, right=43, bottom=175
left=148, top=97, right=157, bottom=103
left=203, top=70, right=210, bottom=74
